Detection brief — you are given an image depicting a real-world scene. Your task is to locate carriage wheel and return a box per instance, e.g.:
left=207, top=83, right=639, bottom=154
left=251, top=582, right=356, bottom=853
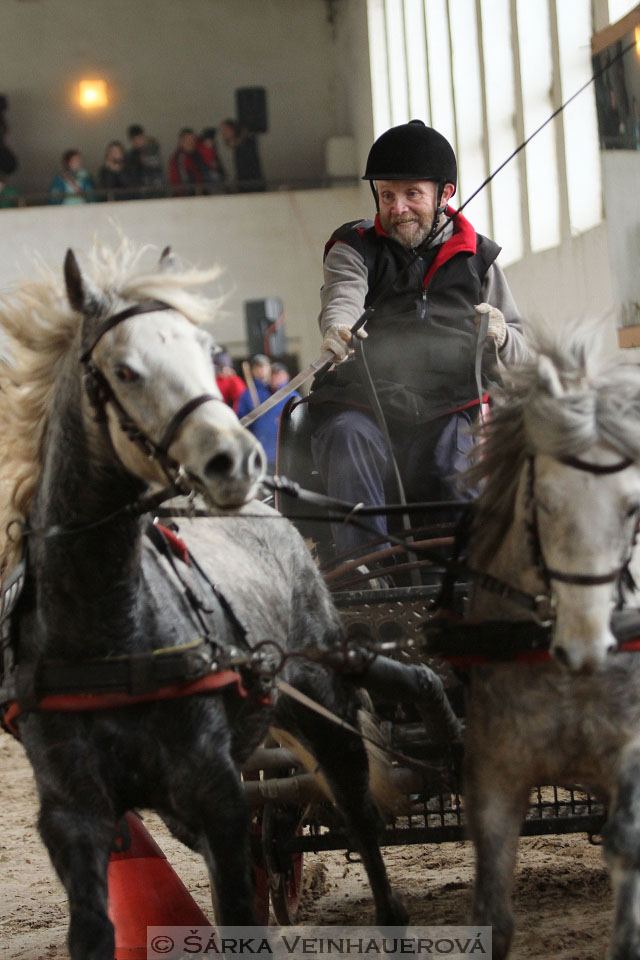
left=261, top=801, right=305, bottom=925
left=252, top=852, right=271, bottom=925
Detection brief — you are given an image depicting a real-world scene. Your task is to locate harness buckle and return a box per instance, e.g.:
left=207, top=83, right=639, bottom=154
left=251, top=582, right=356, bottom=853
left=532, top=593, right=555, bottom=628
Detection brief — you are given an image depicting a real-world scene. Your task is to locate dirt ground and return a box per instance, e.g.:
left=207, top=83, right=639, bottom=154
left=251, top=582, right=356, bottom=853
left=0, top=733, right=613, bottom=960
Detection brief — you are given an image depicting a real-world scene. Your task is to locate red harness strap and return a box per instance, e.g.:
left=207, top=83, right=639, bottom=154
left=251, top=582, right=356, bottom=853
left=155, top=523, right=190, bottom=564
left=2, top=669, right=268, bottom=740
left=438, top=637, right=640, bottom=669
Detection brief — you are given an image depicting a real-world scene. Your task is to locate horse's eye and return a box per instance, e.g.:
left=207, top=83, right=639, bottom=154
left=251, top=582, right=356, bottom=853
left=626, top=503, right=640, bottom=520
left=114, top=364, right=139, bottom=383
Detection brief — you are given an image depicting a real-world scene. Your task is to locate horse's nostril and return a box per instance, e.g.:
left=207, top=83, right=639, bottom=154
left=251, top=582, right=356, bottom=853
left=553, top=645, right=570, bottom=668
left=249, top=446, right=266, bottom=476
left=205, top=452, right=234, bottom=478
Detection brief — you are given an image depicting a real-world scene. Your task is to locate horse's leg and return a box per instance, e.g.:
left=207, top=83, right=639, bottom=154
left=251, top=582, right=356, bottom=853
left=275, top=675, right=408, bottom=926
left=603, top=739, right=640, bottom=960
left=37, top=797, right=115, bottom=960
left=464, top=748, right=530, bottom=960
left=175, top=755, right=258, bottom=926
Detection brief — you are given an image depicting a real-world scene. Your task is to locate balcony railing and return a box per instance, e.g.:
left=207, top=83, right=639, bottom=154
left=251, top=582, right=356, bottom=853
left=1, top=175, right=359, bottom=209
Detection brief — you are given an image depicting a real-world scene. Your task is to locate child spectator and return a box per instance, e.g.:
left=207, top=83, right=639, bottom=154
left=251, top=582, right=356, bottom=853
left=125, top=124, right=164, bottom=194
left=48, top=150, right=95, bottom=205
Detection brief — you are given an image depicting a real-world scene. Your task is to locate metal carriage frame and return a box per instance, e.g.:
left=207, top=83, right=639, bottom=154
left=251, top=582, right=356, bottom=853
left=242, top=397, right=609, bottom=924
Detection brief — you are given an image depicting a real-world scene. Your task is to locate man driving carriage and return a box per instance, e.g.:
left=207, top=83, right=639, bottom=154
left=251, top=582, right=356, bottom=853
left=308, top=120, right=528, bottom=564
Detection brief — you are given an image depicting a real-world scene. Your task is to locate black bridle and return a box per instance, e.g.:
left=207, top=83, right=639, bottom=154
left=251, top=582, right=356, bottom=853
left=526, top=454, right=638, bottom=599
left=79, top=299, right=224, bottom=490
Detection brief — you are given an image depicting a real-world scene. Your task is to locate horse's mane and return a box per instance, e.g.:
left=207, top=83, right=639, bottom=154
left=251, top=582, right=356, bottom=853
left=0, top=238, right=221, bottom=574
left=467, top=316, right=640, bottom=566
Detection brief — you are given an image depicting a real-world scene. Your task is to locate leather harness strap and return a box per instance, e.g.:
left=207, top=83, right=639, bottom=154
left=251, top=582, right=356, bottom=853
left=80, top=298, right=224, bottom=485
left=79, top=299, right=171, bottom=362
left=3, top=669, right=250, bottom=740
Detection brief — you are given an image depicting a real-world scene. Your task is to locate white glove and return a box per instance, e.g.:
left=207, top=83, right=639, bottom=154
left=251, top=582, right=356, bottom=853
left=474, top=302, right=507, bottom=348
left=321, top=323, right=368, bottom=362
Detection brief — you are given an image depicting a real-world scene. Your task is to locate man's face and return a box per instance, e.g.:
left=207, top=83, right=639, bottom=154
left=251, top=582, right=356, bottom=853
left=252, top=362, right=271, bottom=385
left=376, top=179, right=454, bottom=248
left=180, top=131, right=197, bottom=152
left=271, top=369, right=289, bottom=390
left=220, top=124, right=234, bottom=147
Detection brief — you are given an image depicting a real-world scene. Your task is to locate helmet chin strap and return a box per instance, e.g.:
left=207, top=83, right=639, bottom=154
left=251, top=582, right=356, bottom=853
left=369, top=179, right=380, bottom=211
left=418, top=183, right=446, bottom=249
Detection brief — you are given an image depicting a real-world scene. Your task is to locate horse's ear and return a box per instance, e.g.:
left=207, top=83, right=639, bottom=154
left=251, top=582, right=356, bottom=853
left=64, top=249, right=106, bottom=318
left=159, top=246, right=177, bottom=272
left=537, top=354, right=565, bottom=397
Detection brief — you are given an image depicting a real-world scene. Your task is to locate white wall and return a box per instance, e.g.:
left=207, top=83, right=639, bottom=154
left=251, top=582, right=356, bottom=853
left=2, top=0, right=348, bottom=194
left=0, top=186, right=364, bottom=368
left=602, top=150, right=640, bottom=327
left=504, top=222, right=618, bottom=349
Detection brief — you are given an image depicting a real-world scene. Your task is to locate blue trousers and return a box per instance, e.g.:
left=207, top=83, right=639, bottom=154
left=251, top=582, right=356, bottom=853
left=310, top=408, right=476, bottom=558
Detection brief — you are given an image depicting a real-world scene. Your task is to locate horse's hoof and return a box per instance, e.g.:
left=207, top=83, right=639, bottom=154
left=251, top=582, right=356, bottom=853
left=376, top=895, right=409, bottom=928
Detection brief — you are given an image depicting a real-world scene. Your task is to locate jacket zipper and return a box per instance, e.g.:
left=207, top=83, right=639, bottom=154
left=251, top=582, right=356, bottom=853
left=420, top=287, right=428, bottom=321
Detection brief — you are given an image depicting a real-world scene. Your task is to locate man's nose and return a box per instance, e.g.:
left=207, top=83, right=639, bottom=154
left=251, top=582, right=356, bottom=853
left=390, top=198, right=409, bottom=215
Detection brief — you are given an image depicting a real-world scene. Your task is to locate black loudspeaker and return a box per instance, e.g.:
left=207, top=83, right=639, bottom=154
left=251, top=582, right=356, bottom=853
left=245, top=298, right=286, bottom=358
left=236, top=87, right=268, bottom=134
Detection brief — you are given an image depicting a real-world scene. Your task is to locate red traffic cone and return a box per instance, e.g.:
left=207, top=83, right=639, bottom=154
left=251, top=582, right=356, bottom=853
left=108, top=812, right=210, bottom=960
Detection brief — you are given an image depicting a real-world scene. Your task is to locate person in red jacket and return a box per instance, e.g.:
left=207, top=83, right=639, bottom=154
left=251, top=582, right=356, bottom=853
left=168, top=128, right=209, bottom=195
left=214, top=350, right=245, bottom=412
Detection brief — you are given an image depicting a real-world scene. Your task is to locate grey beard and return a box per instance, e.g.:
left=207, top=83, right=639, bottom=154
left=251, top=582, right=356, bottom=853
left=390, top=210, right=443, bottom=250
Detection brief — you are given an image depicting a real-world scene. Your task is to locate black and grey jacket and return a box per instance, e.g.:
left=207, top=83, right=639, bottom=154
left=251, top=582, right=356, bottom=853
left=312, top=208, right=527, bottom=423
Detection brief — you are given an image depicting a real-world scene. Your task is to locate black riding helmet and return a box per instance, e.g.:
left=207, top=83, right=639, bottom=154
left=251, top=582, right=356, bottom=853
left=363, top=120, right=457, bottom=214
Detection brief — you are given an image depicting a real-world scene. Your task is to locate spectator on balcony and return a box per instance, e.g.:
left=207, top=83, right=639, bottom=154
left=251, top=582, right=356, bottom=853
left=98, top=141, right=133, bottom=199
left=0, top=178, right=18, bottom=209
left=197, top=127, right=227, bottom=189
left=125, top=123, right=164, bottom=195
left=48, top=149, right=96, bottom=205
left=219, top=119, right=265, bottom=193
left=168, top=127, right=209, bottom=195
left=0, top=94, right=18, bottom=183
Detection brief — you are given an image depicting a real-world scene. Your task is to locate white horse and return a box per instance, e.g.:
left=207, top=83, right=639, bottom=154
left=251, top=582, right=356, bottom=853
left=461, top=318, right=640, bottom=960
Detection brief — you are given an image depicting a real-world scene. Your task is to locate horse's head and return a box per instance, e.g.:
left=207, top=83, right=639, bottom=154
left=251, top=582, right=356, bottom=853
left=470, top=328, right=640, bottom=674
left=525, top=450, right=640, bottom=673
left=65, top=249, right=266, bottom=509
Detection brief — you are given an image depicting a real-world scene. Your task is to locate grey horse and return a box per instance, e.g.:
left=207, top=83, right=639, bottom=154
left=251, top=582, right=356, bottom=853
left=461, top=318, right=640, bottom=960
left=0, top=241, right=406, bottom=960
